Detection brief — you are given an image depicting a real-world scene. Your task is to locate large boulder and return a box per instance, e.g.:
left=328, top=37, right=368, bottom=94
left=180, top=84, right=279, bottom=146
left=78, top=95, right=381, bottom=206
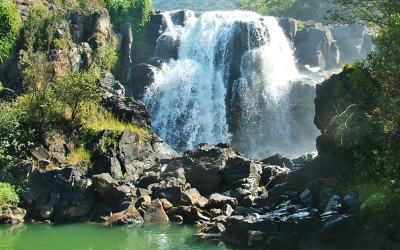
left=0, top=207, right=26, bottom=224
left=294, top=23, right=340, bottom=70
left=105, top=204, right=144, bottom=225
left=21, top=168, right=95, bottom=222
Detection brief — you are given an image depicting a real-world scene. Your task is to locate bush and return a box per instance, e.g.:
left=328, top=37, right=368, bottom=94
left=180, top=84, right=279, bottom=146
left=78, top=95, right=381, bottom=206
left=0, top=0, right=21, bottom=64
left=0, top=182, right=20, bottom=207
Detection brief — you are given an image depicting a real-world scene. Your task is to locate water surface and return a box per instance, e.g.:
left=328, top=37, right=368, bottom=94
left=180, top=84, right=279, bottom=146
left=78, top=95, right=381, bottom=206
left=0, top=223, right=230, bottom=250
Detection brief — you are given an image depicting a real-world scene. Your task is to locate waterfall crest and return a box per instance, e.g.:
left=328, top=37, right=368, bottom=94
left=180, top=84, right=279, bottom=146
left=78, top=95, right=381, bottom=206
left=144, top=11, right=307, bottom=159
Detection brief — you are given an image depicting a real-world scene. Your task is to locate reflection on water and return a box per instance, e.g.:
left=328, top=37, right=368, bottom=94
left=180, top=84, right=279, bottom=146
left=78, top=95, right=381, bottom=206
left=0, top=223, right=230, bottom=250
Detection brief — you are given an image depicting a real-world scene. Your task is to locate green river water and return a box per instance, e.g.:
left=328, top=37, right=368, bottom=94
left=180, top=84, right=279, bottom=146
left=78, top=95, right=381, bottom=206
left=0, top=223, right=234, bottom=250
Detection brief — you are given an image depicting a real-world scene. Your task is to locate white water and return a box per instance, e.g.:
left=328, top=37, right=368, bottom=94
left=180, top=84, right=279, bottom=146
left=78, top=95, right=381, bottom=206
left=144, top=11, right=309, bottom=159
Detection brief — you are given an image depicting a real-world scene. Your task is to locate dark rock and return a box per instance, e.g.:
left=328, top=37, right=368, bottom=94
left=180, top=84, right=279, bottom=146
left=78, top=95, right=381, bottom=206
left=154, top=34, right=180, bottom=60
left=221, top=157, right=262, bottom=195
left=210, top=209, right=223, bottom=217
left=0, top=87, right=17, bottom=102
left=342, top=193, right=359, bottom=214
left=100, top=73, right=125, bottom=98
left=222, top=188, right=252, bottom=203
left=260, top=165, right=290, bottom=188
left=29, top=144, right=51, bottom=162
left=129, top=63, right=157, bottom=99
left=234, top=206, right=262, bottom=216
left=318, top=188, right=340, bottom=213
left=167, top=206, right=210, bottom=223
left=22, top=168, right=95, bottom=222
left=10, top=162, right=33, bottom=180
left=222, top=204, right=234, bottom=217
left=278, top=17, right=298, bottom=40
left=92, top=173, right=131, bottom=210
left=300, top=188, right=314, bottom=207
left=261, top=154, right=294, bottom=169
left=169, top=9, right=194, bottom=27
left=105, top=204, right=144, bottom=225
left=208, top=193, right=238, bottom=209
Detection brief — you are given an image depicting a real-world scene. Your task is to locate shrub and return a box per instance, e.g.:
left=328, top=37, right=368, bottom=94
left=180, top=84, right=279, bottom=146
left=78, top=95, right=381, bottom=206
left=0, top=182, right=20, bottom=207
left=0, top=0, right=21, bottom=64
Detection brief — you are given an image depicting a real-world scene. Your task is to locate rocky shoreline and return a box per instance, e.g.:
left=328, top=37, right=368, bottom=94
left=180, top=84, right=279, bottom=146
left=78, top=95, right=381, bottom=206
left=0, top=77, right=398, bottom=249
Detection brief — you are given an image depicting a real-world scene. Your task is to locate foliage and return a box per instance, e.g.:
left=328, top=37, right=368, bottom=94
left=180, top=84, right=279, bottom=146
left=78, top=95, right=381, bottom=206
left=235, top=0, right=296, bottom=16
left=0, top=182, right=20, bottom=207
left=67, top=146, right=91, bottom=165
left=327, top=0, right=400, bottom=27
left=0, top=0, right=21, bottom=64
left=325, top=1, right=400, bottom=226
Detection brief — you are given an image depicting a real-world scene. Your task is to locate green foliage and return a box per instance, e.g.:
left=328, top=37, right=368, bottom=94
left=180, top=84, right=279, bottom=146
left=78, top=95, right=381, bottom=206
left=0, top=0, right=21, bottom=64
left=325, top=1, right=400, bottom=226
left=327, top=0, right=400, bottom=27
left=0, top=182, right=20, bottom=207
left=235, top=0, right=295, bottom=16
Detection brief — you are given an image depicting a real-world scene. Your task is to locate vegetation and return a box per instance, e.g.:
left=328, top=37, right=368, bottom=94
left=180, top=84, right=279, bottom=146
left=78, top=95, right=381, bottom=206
left=325, top=0, right=400, bottom=226
left=0, top=182, right=19, bottom=207
left=0, top=0, right=152, bottom=197
left=235, top=0, right=295, bottom=16
left=0, top=0, right=21, bottom=64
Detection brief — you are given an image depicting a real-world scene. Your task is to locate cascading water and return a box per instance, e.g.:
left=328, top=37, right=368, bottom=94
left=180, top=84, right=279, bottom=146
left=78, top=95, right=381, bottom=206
left=144, top=10, right=318, bottom=159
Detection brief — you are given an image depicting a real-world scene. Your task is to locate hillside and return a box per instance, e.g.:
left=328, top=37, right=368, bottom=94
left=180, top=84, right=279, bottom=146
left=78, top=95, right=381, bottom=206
left=152, top=0, right=236, bottom=11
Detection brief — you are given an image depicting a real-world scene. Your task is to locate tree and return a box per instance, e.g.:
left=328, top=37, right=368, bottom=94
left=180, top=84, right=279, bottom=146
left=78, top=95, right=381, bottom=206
left=327, top=0, right=400, bottom=27
left=235, top=0, right=296, bottom=16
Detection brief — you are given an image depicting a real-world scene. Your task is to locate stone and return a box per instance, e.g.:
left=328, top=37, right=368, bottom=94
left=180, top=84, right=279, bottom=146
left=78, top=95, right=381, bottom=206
left=261, top=154, right=294, bottom=169
left=0, top=207, right=26, bottom=224
left=92, top=173, right=130, bottom=210
left=160, top=198, right=173, bottom=211
left=105, top=204, right=144, bottom=225
left=138, top=199, right=169, bottom=223
left=300, top=188, right=314, bottom=207
left=318, top=188, right=340, bottom=213
left=248, top=231, right=268, bottom=247
left=170, top=215, right=183, bottom=223
left=221, top=204, right=234, bottom=217
left=208, top=194, right=238, bottom=209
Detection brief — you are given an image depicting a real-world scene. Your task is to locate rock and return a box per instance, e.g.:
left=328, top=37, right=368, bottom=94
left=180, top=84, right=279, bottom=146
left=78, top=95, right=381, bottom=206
left=234, top=206, right=262, bottom=216
left=92, top=145, right=123, bottom=180
left=221, top=157, right=262, bottom=195
left=10, top=161, right=33, bottom=180
left=210, top=209, right=223, bottom=217
left=22, top=168, right=95, bottom=222
left=222, top=188, right=252, bottom=203
left=278, top=17, right=298, bottom=40
left=248, top=230, right=268, bottom=247
left=261, top=154, right=294, bottom=169
left=135, top=195, right=152, bottom=208
left=221, top=204, right=234, bottom=217
left=342, top=193, right=359, bottom=214
left=318, top=188, right=340, bottom=213
left=29, top=144, right=51, bottom=162
left=170, top=215, right=183, bottom=222
left=208, top=194, right=238, bottom=209
left=154, top=34, right=180, bottom=60
left=92, top=173, right=130, bottom=210
left=138, top=199, right=169, bottom=223
left=160, top=198, right=173, bottom=211
left=329, top=24, right=372, bottom=65
left=129, top=63, right=157, bottom=99
left=300, top=188, right=314, bottom=207
left=105, top=204, right=144, bottom=225
left=260, top=165, right=290, bottom=188
left=0, top=87, right=17, bottom=102
left=180, top=188, right=203, bottom=206
left=169, top=9, right=195, bottom=27
left=100, top=73, right=125, bottom=98
left=167, top=206, right=210, bottom=223
left=294, top=24, right=339, bottom=70
left=0, top=207, right=26, bottom=224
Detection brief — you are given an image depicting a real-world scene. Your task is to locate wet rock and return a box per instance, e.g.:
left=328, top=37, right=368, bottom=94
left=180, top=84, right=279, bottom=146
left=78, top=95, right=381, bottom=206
left=278, top=17, right=298, bottom=40
left=170, top=215, right=183, bottom=222
left=234, top=206, right=262, bottom=216
left=260, top=165, right=290, bottom=188
left=105, top=204, right=144, bottom=225
left=129, top=63, right=157, bottom=99
left=167, top=206, right=210, bottom=223
left=208, top=194, right=238, bottom=209
left=154, top=34, right=180, bottom=60
left=169, top=9, right=194, bottom=27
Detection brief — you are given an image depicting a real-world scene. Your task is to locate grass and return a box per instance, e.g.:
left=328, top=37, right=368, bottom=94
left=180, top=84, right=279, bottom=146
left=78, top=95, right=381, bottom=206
left=0, top=182, right=19, bottom=207
left=67, top=146, right=91, bottom=165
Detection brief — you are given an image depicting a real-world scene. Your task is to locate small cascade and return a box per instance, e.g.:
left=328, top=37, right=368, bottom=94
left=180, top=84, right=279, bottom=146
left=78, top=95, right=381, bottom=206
left=144, top=10, right=317, bottom=158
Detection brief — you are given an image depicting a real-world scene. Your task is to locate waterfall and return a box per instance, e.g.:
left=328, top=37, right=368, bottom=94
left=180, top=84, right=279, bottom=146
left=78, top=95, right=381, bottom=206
left=144, top=10, right=315, bottom=159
